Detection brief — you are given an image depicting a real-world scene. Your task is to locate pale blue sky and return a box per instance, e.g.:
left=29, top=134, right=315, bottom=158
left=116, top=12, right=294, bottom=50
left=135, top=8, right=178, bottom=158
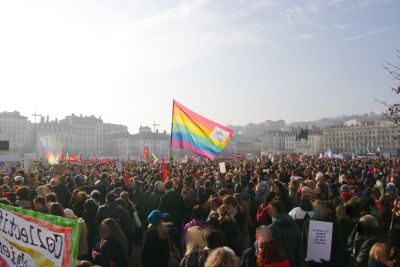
left=0, top=0, right=399, bottom=133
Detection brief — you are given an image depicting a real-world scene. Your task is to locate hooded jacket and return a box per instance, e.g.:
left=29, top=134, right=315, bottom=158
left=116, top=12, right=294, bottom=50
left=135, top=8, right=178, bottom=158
left=269, top=213, right=303, bottom=267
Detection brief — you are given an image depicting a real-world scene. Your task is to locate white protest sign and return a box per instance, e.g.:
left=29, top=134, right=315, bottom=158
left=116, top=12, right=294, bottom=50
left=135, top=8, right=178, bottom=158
left=306, top=220, right=333, bottom=263
left=219, top=162, right=226, bottom=173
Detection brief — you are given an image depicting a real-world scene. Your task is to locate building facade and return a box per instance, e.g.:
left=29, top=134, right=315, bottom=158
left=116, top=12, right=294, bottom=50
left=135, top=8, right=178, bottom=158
left=323, top=120, right=400, bottom=155
left=0, top=111, right=30, bottom=153
left=59, top=114, right=104, bottom=156
left=261, top=128, right=324, bottom=155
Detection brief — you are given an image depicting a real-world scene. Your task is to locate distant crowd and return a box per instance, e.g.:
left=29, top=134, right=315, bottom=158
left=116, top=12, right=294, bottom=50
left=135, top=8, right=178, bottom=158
left=1, top=155, right=400, bottom=267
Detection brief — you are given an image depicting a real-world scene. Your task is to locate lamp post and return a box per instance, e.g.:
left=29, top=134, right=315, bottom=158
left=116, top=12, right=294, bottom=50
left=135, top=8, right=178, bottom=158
left=32, top=109, right=42, bottom=162
left=152, top=120, right=159, bottom=156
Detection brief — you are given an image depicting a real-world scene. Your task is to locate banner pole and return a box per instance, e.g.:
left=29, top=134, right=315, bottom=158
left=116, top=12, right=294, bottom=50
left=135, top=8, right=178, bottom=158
left=169, top=99, right=175, bottom=176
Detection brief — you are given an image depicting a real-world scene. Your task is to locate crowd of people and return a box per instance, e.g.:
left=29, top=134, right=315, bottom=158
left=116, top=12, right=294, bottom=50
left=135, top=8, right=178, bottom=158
left=0, top=154, right=400, bottom=267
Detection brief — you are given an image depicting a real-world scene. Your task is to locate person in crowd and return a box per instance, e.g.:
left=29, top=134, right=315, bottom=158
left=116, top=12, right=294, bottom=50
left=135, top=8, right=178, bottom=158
left=83, top=190, right=101, bottom=251
left=206, top=197, right=221, bottom=227
left=145, top=181, right=165, bottom=218
left=368, top=243, right=394, bottom=267
left=240, top=225, right=272, bottom=267
left=205, top=246, right=238, bottom=267
left=95, top=192, right=133, bottom=243
left=257, top=238, right=290, bottom=267
left=16, top=186, right=32, bottom=209
left=216, top=204, right=240, bottom=253
left=182, top=181, right=198, bottom=222
left=288, top=194, right=314, bottom=229
left=33, top=196, right=48, bottom=213
left=159, top=180, right=186, bottom=229
left=3, top=154, right=400, bottom=267
left=72, top=191, right=88, bottom=218
left=180, top=226, right=206, bottom=267
left=49, top=202, right=65, bottom=217
left=184, top=205, right=206, bottom=241
left=64, top=208, right=89, bottom=259
left=199, top=230, right=226, bottom=267
left=269, top=201, right=303, bottom=267
left=141, top=210, right=170, bottom=267
left=303, top=200, right=344, bottom=266
left=92, top=218, right=129, bottom=267
left=347, top=215, right=389, bottom=267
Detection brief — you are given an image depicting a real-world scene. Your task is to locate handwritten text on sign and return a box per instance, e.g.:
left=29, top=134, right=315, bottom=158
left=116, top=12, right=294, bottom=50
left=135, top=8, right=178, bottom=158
left=306, top=220, right=333, bottom=263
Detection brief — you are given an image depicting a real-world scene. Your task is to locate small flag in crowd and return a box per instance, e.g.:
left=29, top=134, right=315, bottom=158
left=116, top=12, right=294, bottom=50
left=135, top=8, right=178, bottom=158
left=143, top=147, right=149, bottom=161
left=151, top=153, right=159, bottom=165
left=161, top=157, right=168, bottom=182
left=125, top=171, right=130, bottom=186
left=170, top=100, right=233, bottom=160
left=70, top=153, right=76, bottom=161
left=60, top=149, right=65, bottom=161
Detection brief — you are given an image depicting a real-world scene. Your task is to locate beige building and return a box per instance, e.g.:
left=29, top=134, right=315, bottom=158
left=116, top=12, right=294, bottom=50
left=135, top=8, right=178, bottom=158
left=0, top=111, right=30, bottom=152
left=323, top=120, right=400, bottom=155
left=261, top=128, right=324, bottom=155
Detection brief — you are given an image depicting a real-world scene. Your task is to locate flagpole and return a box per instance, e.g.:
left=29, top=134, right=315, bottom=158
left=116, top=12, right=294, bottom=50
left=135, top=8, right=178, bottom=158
left=169, top=99, right=175, bottom=175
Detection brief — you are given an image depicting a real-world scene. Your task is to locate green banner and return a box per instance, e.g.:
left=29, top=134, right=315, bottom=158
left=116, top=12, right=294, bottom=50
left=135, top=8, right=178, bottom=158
left=0, top=203, right=81, bottom=267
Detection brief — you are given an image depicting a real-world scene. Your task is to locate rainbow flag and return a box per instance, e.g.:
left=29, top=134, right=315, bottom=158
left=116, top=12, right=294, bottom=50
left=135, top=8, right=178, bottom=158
left=171, top=100, right=233, bottom=160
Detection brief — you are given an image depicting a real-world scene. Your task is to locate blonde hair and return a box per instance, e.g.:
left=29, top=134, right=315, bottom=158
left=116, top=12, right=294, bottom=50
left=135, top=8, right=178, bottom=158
left=218, top=204, right=235, bottom=223
left=186, top=226, right=206, bottom=254
left=148, top=222, right=169, bottom=239
left=205, top=246, right=238, bottom=267
left=369, top=243, right=390, bottom=263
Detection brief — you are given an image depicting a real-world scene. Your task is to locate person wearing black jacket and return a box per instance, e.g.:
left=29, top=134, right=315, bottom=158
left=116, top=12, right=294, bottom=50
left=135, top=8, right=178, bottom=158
left=347, top=215, right=388, bottom=267
left=95, top=193, right=133, bottom=243
left=93, top=173, right=108, bottom=203
left=145, top=181, right=165, bottom=221
left=158, top=180, right=185, bottom=229
left=141, top=210, right=170, bottom=267
left=92, top=218, right=129, bottom=267
left=83, top=190, right=101, bottom=251
left=198, top=180, right=214, bottom=205
left=269, top=201, right=303, bottom=267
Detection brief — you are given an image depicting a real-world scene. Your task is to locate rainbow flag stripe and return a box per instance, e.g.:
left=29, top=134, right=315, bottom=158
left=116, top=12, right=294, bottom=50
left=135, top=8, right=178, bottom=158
left=171, top=100, right=233, bottom=160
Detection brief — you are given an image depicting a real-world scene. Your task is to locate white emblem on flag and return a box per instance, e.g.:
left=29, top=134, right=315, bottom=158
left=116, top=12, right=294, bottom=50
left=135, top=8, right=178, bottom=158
left=210, top=127, right=229, bottom=144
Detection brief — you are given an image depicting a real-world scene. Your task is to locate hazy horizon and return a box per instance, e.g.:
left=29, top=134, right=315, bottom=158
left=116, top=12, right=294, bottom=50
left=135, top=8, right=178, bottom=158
left=1, top=0, right=399, bottom=133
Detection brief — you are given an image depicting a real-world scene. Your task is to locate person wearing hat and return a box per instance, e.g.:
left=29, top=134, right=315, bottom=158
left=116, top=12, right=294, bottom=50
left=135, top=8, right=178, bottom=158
left=141, top=210, right=171, bottom=267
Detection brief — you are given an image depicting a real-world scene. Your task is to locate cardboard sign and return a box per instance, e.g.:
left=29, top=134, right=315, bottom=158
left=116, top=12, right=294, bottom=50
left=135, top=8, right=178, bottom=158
left=306, top=220, right=333, bottom=263
left=219, top=162, right=226, bottom=173
left=0, top=203, right=81, bottom=267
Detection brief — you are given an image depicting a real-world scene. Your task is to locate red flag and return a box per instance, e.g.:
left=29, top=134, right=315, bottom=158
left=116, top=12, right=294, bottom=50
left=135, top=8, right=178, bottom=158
left=125, top=171, right=129, bottom=186
left=161, top=157, right=168, bottom=182
left=70, top=153, right=76, bottom=161
left=60, top=149, right=65, bottom=161
left=143, top=147, right=149, bottom=161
